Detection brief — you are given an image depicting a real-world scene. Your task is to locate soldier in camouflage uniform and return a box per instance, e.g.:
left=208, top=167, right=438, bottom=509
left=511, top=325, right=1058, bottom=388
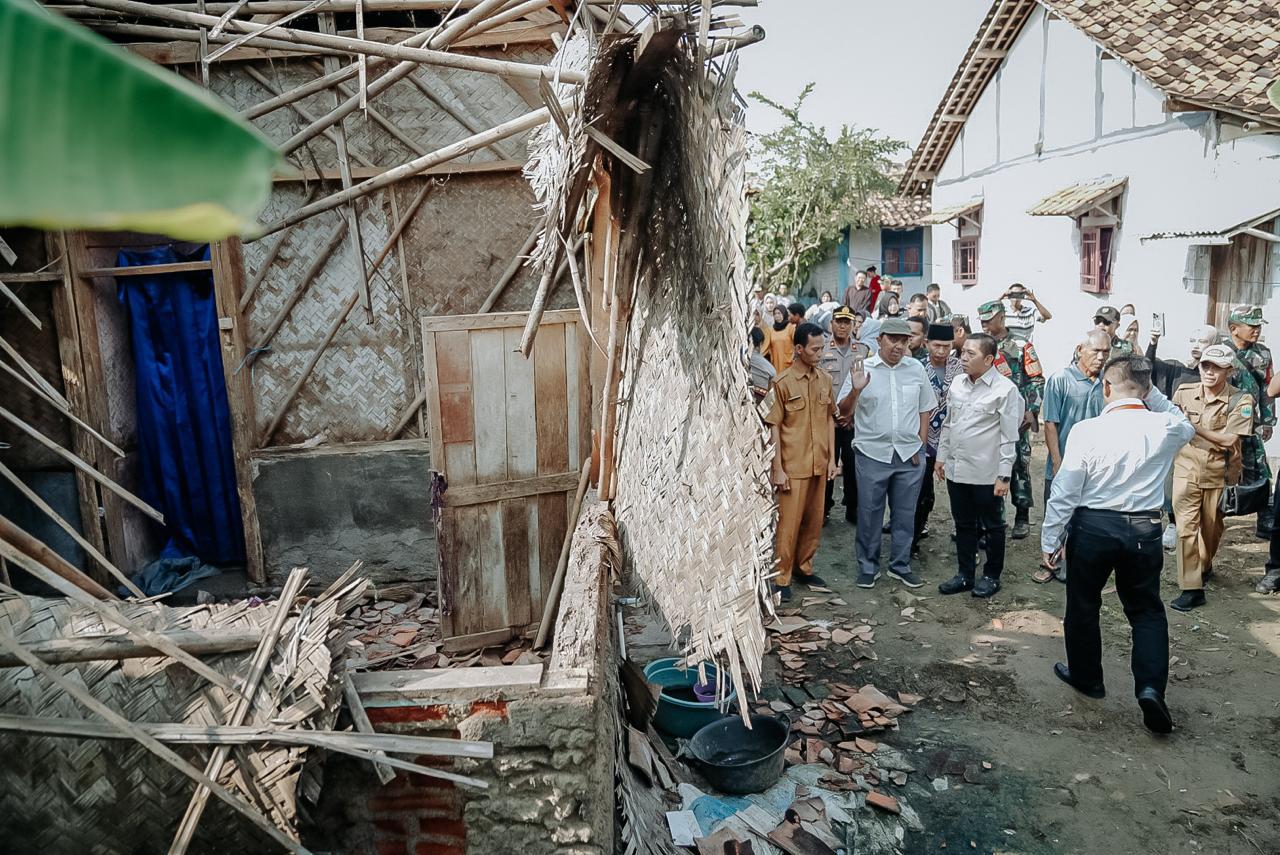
left=978, top=300, right=1046, bottom=539
left=1224, top=305, right=1275, bottom=538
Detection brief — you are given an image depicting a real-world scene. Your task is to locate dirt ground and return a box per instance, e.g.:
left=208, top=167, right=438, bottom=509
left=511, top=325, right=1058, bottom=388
left=774, top=443, right=1280, bottom=854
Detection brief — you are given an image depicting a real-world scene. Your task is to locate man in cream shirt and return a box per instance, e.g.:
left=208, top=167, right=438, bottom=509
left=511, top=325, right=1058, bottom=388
left=934, top=333, right=1025, bottom=598
left=1041, top=355, right=1194, bottom=734
left=837, top=317, right=938, bottom=590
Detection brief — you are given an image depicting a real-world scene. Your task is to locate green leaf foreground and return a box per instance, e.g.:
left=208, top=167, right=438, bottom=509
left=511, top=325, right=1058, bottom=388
left=0, top=0, right=280, bottom=241
left=1269, top=78, right=1280, bottom=113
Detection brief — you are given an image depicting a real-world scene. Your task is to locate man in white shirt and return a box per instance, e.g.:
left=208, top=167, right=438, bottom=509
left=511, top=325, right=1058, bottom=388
left=838, top=318, right=938, bottom=590
left=934, top=333, right=1025, bottom=598
left=1041, top=355, right=1194, bottom=735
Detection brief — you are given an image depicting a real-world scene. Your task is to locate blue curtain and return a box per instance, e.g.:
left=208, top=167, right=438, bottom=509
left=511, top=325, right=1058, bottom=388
left=117, top=245, right=245, bottom=565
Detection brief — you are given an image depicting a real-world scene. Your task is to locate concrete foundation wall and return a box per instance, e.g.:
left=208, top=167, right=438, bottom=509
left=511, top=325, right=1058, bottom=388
left=252, top=440, right=436, bottom=588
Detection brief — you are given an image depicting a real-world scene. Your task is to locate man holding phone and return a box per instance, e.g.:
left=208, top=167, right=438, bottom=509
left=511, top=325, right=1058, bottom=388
left=1002, top=283, right=1053, bottom=342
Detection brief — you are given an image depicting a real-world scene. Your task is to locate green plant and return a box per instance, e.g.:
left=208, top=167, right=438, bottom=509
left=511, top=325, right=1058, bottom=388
left=0, top=0, right=279, bottom=240
left=746, top=85, right=903, bottom=291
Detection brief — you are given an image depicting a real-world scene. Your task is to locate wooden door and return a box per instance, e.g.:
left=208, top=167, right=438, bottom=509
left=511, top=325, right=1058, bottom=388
left=1207, top=231, right=1273, bottom=329
left=421, top=309, right=590, bottom=642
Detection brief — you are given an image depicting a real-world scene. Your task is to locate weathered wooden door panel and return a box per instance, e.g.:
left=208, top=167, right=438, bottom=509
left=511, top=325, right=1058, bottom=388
left=422, top=309, right=588, bottom=641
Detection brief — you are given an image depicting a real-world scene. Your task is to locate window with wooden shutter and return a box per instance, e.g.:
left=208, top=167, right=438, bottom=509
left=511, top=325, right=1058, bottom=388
left=953, top=236, right=978, bottom=285
left=1080, top=226, right=1114, bottom=293
left=882, top=228, right=924, bottom=277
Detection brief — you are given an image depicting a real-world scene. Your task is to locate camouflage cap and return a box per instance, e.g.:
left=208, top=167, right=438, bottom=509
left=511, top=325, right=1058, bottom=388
left=1229, top=305, right=1267, bottom=326
left=976, top=300, right=1004, bottom=321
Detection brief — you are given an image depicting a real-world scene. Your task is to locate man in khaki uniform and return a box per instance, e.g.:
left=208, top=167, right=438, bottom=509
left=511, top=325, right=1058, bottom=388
left=1169, top=344, right=1255, bottom=612
left=765, top=322, right=838, bottom=602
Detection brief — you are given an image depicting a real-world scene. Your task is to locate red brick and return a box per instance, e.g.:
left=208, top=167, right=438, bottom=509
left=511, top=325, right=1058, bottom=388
left=368, top=704, right=450, bottom=725
left=413, top=845, right=463, bottom=855
left=418, top=819, right=466, bottom=841
left=376, top=842, right=408, bottom=855
left=374, top=818, right=407, bottom=837
left=469, top=700, right=508, bottom=719
left=369, top=791, right=460, bottom=814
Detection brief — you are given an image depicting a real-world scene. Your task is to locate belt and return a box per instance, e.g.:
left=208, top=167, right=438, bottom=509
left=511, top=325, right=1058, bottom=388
left=1076, top=507, right=1161, bottom=520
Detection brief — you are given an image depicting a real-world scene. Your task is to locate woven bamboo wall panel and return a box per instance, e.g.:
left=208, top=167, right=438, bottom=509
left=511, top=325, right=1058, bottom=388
left=242, top=185, right=415, bottom=445
left=0, top=585, right=362, bottom=853
left=609, top=55, right=771, bottom=708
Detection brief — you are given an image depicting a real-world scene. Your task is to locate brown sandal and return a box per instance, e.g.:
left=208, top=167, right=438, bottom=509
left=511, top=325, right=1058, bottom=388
left=1031, top=568, right=1056, bottom=584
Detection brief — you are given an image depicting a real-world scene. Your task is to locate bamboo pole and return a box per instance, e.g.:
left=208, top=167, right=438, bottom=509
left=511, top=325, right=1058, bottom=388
left=0, top=631, right=310, bottom=854
left=203, top=0, right=328, bottom=62
left=532, top=459, right=591, bottom=649
left=277, top=0, right=521, bottom=154
left=0, top=629, right=261, bottom=667
left=0, top=403, right=164, bottom=524
left=0, top=461, right=145, bottom=598
left=402, top=71, right=511, bottom=160
left=389, top=392, right=426, bottom=438
left=251, top=218, right=347, bottom=357
left=342, top=673, right=394, bottom=783
left=0, top=358, right=125, bottom=457
left=55, top=0, right=759, bottom=13
left=77, top=0, right=587, bottom=84
left=0, top=514, right=116, bottom=601
left=477, top=224, right=539, bottom=313
left=261, top=179, right=433, bottom=441
left=261, top=104, right=557, bottom=235
left=168, top=566, right=309, bottom=854
left=243, top=67, right=377, bottom=168
left=0, top=335, right=69, bottom=408
left=90, top=20, right=348, bottom=58
left=0, top=538, right=241, bottom=693
left=0, top=279, right=42, bottom=329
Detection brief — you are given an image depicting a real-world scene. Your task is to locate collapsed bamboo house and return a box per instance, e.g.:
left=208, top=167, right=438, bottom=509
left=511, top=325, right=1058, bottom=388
left=0, top=1, right=767, bottom=849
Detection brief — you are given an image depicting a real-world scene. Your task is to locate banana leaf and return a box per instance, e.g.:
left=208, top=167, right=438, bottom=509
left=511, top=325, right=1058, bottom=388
left=0, top=0, right=280, bottom=241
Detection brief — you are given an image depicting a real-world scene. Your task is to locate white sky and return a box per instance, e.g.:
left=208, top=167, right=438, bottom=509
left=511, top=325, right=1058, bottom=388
left=734, top=0, right=992, bottom=155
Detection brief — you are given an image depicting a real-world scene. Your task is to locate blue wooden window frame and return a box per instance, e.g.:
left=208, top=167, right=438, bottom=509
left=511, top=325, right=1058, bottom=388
left=882, top=228, right=924, bottom=277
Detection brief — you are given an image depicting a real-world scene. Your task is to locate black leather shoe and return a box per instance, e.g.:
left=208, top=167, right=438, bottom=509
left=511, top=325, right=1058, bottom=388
left=972, top=576, right=1001, bottom=598
left=1011, top=520, right=1030, bottom=540
left=1137, top=687, right=1174, bottom=734
left=1169, top=590, right=1206, bottom=612
left=800, top=574, right=828, bottom=588
left=772, top=584, right=792, bottom=603
left=1256, top=569, right=1280, bottom=594
left=1054, top=662, right=1105, bottom=699
left=938, top=575, right=973, bottom=595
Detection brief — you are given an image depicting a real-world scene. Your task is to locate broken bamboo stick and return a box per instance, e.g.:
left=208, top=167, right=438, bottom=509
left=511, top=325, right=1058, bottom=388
left=0, top=358, right=125, bottom=457
left=342, top=673, right=394, bottom=783
left=0, top=403, right=165, bottom=524
left=0, top=628, right=260, bottom=668
left=389, top=392, right=426, bottom=439
left=262, top=100, right=555, bottom=233
left=169, top=566, right=309, bottom=855
left=90, top=20, right=347, bottom=58
left=0, top=632, right=309, bottom=854
left=242, top=66, right=378, bottom=170
left=0, top=334, right=69, bottom=408
left=533, top=459, right=591, bottom=649
left=250, top=217, right=347, bottom=357
left=77, top=0, right=587, bottom=84
left=0, top=514, right=116, bottom=601
left=0, top=461, right=145, bottom=598
left=203, top=0, right=328, bottom=62
left=478, top=224, right=539, bottom=313
left=0, top=538, right=241, bottom=694
left=261, top=180, right=433, bottom=442
left=0, top=714, right=492, bottom=786
left=0, top=279, right=42, bottom=329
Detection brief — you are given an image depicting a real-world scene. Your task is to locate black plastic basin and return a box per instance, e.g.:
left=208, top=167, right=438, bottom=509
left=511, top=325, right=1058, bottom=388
left=687, top=714, right=789, bottom=795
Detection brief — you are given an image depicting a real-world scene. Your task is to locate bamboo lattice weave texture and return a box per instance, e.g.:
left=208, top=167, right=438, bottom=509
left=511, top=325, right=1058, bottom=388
left=0, top=580, right=365, bottom=853
left=608, top=50, right=771, bottom=714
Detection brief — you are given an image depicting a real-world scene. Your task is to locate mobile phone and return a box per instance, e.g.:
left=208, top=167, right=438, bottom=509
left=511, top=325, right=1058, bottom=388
left=1151, top=312, right=1165, bottom=336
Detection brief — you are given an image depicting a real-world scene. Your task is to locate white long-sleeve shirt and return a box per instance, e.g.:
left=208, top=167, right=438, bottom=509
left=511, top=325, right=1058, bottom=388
left=936, top=367, right=1025, bottom=484
left=1041, top=398, right=1195, bottom=553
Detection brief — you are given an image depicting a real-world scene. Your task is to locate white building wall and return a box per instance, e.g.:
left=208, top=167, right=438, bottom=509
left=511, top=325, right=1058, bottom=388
left=927, top=5, right=1280, bottom=377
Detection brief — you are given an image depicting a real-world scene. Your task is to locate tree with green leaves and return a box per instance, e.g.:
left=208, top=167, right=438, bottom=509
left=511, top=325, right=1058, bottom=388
left=746, top=85, right=903, bottom=292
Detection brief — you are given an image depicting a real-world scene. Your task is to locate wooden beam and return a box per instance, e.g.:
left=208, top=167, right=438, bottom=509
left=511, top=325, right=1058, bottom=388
left=342, top=674, right=395, bottom=784
left=1240, top=227, right=1280, bottom=244
left=0, top=334, right=70, bottom=408
left=974, top=48, right=1007, bottom=59
left=0, top=358, right=125, bottom=457
left=208, top=238, right=266, bottom=582
left=441, top=470, right=580, bottom=507
left=0, top=270, right=62, bottom=283
left=939, top=113, right=968, bottom=122
left=79, top=259, right=213, bottom=278
left=0, top=628, right=261, bottom=667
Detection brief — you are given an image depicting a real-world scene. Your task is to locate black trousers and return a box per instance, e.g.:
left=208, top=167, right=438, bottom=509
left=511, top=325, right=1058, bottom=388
left=825, top=426, right=856, bottom=519
left=1064, top=508, right=1168, bottom=697
left=947, top=480, right=1006, bottom=579
left=1266, top=478, right=1280, bottom=571
left=914, top=454, right=938, bottom=544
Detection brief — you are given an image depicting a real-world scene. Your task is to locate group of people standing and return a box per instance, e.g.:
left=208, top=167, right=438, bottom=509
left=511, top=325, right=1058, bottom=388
left=752, top=277, right=1280, bottom=733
